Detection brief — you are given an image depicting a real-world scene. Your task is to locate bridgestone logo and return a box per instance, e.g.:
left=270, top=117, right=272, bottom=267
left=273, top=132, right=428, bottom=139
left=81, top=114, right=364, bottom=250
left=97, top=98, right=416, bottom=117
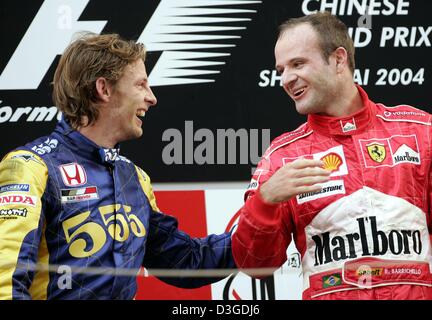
left=298, top=185, right=343, bottom=200
left=312, top=216, right=422, bottom=266
left=296, top=180, right=346, bottom=204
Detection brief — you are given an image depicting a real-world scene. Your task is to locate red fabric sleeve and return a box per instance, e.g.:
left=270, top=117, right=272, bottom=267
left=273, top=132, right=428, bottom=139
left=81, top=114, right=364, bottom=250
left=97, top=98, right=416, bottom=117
left=232, top=154, right=292, bottom=273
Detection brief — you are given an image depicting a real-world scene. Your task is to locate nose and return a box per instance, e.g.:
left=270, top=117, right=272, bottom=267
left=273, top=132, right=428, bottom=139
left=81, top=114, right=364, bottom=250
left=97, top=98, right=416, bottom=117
left=281, top=68, right=297, bottom=91
left=145, top=86, right=157, bottom=107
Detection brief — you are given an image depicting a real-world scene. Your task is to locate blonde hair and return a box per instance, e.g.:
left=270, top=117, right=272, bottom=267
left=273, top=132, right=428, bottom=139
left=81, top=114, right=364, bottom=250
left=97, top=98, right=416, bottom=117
left=52, top=32, right=146, bottom=129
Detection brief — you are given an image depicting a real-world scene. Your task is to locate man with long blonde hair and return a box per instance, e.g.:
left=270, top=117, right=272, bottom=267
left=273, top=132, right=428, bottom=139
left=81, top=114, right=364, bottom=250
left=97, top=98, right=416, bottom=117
left=0, top=32, right=235, bottom=300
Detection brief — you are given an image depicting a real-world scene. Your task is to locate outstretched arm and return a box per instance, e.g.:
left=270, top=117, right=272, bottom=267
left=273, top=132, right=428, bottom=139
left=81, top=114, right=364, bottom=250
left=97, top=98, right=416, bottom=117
left=143, top=210, right=235, bottom=288
left=135, top=166, right=235, bottom=288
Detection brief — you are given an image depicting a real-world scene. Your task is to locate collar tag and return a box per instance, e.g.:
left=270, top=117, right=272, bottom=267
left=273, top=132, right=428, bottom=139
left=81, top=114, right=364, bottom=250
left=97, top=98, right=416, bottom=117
left=99, top=148, right=120, bottom=164
left=341, top=118, right=357, bottom=133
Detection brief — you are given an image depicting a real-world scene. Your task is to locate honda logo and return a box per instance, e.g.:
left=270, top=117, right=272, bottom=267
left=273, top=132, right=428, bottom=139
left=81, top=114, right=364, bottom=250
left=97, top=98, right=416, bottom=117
left=59, top=163, right=87, bottom=186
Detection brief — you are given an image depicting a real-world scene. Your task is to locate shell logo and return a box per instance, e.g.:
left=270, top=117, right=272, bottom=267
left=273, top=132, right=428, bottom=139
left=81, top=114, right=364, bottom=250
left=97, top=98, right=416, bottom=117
left=320, top=153, right=342, bottom=172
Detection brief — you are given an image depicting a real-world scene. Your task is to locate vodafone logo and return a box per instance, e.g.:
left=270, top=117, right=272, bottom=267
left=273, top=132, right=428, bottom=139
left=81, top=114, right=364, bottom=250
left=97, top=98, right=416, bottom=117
left=383, top=110, right=426, bottom=117
left=59, top=163, right=87, bottom=186
left=0, top=194, right=37, bottom=207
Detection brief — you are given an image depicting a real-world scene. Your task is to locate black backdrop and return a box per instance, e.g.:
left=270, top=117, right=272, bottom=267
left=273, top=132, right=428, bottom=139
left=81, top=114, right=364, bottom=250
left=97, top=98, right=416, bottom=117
left=0, top=0, right=430, bottom=182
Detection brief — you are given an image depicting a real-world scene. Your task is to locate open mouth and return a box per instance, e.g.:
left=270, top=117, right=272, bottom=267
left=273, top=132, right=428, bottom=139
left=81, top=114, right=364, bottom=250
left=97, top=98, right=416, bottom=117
left=293, top=87, right=307, bottom=99
left=136, top=110, right=146, bottom=120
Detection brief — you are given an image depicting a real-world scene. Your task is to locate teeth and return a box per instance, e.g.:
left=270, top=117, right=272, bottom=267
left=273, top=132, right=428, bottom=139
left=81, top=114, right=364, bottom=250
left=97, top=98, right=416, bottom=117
left=294, top=87, right=306, bottom=97
left=136, top=110, right=146, bottom=117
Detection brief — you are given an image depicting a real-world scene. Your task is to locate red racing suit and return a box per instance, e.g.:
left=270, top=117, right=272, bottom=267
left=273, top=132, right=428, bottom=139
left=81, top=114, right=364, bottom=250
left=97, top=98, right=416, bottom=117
left=232, top=86, right=432, bottom=299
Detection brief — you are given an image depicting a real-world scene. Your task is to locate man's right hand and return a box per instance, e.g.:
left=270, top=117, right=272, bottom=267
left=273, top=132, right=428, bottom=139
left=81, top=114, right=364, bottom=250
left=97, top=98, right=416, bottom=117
left=259, top=159, right=331, bottom=204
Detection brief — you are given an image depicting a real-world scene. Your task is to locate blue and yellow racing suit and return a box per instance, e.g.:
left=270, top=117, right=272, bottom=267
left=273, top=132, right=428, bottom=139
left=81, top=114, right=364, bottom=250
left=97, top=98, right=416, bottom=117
left=0, top=120, right=235, bottom=299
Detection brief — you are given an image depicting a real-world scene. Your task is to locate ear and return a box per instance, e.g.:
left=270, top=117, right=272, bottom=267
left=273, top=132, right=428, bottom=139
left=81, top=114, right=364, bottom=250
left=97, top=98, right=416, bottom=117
left=95, top=77, right=113, bottom=103
left=333, top=47, right=348, bottom=73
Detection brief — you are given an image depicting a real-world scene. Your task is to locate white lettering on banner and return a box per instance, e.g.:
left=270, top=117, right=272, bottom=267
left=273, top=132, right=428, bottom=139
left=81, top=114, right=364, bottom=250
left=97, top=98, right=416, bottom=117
left=0, top=0, right=106, bottom=90
left=0, top=0, right=261, bottom=90
left=354, top=68, right=425, bottom=86
left=380, top=27, right=432, bottom=47
left=258, top=70, right=282, bottom=87
left=260, top=66, right=424, bottom=88
left=0, top=101, right=62, bottom=123
left=162, top=121, right=270, bottom=165
left=353, top=69, right=371, bottom=85
left=137, top=0, right=262, bottom=86
left=348, top=28, right=372, bottom=47
left=385, top=68, right=425, bottom=86
left=302, top=0, right=410, bottom=16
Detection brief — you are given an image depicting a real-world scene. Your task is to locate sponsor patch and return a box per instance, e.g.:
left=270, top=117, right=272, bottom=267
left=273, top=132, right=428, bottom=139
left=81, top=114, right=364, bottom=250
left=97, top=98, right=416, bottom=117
left=343, top=257, right=430, bottom=288
left=31, top=138, right=58, bottom=155
left=341, top=118, right=357, bottom=132
left=297, top=180, right=345, bottom=204
left=321, top=153, right=343, bottom=173
left=377, top=107, right=431, bottom=125
left=287, top=253, right=301, bottom=269
left=0, top=208, right=28, bottom=219
left=247, top=178, right=259, bottom=191
left=383, top=110, right=427, bottom=118
left=0, top=194, right=37, bottom=207
left=11, top=154, right=43, bottom=165
left=0, top=184, right=29, bottom=193
left=322, top=273, right=342, bottom=288
left=59, top=163, right=87, bottom=187
left=366, top=143, right=386, bottom=163
left=61, top=186, right=99, bottom=203
left=356, top=266, right=383, bottom=277
left=101, top=148, right=119, bottom=162
left=359, top=135, right=420, bottom=168
left=283, top=145, right=348, bottom=178
left=311, top=215, right=422, bottom=267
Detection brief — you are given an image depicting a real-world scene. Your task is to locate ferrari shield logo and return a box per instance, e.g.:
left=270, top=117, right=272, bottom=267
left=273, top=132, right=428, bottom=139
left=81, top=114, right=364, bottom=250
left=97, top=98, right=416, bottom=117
left=367, top=143, right=386, bottom=163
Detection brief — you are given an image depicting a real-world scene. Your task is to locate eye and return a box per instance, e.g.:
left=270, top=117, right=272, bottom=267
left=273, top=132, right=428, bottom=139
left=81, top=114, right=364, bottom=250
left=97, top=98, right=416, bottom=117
left=293, top=61, right=304, bottom=69
left=137, top=80, right=147, bottom=89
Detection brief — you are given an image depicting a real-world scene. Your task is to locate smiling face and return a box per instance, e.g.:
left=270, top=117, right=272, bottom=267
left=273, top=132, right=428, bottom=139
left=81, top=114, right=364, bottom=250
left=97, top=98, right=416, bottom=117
left=275, top=23, right=340, bottom=116
left=108, top=59, right=157, bottom=142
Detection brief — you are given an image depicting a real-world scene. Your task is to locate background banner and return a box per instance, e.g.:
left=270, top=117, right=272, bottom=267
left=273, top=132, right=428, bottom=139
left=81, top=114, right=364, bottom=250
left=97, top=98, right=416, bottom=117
left=1, top=0, right=430, bottom=182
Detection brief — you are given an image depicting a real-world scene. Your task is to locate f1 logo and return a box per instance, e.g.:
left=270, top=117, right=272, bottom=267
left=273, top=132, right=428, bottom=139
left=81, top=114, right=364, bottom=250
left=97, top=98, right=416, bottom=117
left=60, top=163, right=87, bottom=186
